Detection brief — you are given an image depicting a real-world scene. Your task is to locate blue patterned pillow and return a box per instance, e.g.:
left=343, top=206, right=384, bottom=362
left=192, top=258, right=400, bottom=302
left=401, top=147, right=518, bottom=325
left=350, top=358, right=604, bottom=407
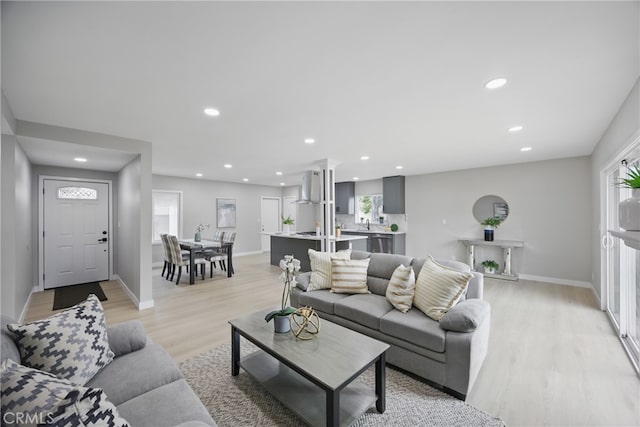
left=1, top=359, right=129, bottom=427
left=7, top=294, right=114, bottom=385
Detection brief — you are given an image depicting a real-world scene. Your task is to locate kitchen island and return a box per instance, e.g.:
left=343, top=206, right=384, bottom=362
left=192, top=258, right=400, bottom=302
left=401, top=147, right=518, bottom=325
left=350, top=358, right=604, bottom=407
left=268, top=233, right=368, bottom=271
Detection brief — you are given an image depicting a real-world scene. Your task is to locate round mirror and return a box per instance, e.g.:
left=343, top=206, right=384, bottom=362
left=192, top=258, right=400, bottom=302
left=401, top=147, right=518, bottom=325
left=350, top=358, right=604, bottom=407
left=472, top=195, right=509, bottom=224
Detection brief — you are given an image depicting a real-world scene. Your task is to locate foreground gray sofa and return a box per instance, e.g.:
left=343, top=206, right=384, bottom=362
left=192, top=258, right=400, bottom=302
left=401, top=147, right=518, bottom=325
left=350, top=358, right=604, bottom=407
left=290, top=250, right=490, bottom=400
left=1, top=316, right=216, bottom=427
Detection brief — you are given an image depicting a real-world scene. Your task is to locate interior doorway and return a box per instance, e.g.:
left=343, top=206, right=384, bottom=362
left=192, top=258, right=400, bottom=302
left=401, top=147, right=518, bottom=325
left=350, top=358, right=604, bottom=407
left=40, top=178, right=112, bottom=289
left=260, top=197, right=281, bottom=252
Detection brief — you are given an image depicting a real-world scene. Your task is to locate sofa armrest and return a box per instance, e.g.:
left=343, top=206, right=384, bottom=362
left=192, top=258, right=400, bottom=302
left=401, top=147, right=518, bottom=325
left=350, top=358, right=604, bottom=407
left=296, top=272, right=311, bottom=291
left=107, top=320, right=147, bottom=357
left=439, top=300, right=490, bottom=332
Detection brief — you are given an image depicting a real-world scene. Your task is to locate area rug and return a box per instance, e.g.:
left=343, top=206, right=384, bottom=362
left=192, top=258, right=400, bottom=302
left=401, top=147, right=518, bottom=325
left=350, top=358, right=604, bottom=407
left=179, top=342, right=504, bottom=426
left=52, top=282, right=107, bottom=310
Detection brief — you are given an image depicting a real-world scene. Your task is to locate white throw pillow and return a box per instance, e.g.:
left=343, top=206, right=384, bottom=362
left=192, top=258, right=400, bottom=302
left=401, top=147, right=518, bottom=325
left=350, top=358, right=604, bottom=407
left=385, top=264, right=416, bottom=313
left=330, top=258, right=370, bottom=294
left=413, top=257, right=472, bottom=321
left=307, top=249, right=351, bottom=291
left=7, top=294, right=114, bottom=385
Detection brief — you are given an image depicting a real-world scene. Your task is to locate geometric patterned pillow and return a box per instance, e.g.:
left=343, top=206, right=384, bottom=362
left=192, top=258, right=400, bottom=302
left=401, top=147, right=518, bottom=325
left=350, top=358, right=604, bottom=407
left=1, top=359, right=76, bottom=425
left=1, top=359, right=129, bottom=427
left=7, top=294, right=114, bottom=385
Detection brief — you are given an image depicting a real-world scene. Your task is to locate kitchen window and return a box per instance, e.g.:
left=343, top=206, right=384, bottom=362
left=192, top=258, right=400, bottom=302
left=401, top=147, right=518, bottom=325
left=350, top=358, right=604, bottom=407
left=356, top=194, right=384, bottom=224
left=152, top=190, right=182, bottom=243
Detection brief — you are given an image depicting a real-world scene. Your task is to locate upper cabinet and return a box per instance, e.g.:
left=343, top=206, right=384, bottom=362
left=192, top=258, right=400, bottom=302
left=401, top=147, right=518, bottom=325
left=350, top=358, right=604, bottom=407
left=383, top=176, right=405, bottom=214
left=335, top=181, right=355, bottom=214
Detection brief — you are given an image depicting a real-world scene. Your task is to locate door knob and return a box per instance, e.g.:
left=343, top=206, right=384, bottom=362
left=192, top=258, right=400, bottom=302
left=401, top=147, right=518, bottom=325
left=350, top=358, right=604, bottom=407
left=98, top=238, right=108, bottom=243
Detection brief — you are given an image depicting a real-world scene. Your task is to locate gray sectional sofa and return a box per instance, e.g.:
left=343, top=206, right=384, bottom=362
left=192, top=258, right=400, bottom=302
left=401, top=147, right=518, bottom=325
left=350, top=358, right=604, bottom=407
left=1, top=316, right=216, bottom=427
left=290, top=250, right=491, bottom=400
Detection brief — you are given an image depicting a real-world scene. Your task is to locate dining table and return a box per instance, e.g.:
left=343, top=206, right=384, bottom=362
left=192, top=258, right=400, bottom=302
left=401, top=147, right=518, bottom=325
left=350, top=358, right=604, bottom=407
left=179, top=239, right=234, bottom=284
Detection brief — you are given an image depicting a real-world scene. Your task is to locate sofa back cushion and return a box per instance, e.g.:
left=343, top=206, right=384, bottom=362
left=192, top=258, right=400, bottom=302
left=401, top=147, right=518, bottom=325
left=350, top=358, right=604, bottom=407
left=1, top=315, right=20, bottom=364
left=365, top=253, right=414, bottom=296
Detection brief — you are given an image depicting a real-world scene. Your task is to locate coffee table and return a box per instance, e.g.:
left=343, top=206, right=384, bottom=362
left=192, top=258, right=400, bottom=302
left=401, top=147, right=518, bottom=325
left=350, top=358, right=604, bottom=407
left=229, top=309, right=389, bottom=427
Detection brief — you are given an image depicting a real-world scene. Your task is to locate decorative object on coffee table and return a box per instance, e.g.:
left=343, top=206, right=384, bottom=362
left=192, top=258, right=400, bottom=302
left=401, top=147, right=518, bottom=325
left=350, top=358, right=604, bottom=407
left=617, top=163, right=640, bottom=231
left=291, top=306, right=321, bottom=340
left=265, top=255, right=300, bottom=333
left=481, top=216, right=502, bottom=241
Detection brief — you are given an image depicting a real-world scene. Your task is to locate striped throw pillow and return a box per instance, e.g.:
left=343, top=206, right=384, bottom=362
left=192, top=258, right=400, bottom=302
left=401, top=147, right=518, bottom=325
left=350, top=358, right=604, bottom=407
left=385, top=264, right=416, bottom=313
left=413, top=256, right=472, bottom=321
left=330, top=258, right=370, bottom=294
left=307, top=249, right=351, bottom=291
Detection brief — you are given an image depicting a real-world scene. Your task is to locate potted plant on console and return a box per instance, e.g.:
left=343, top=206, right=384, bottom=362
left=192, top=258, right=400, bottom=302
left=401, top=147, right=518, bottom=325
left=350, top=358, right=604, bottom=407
left=617, top=164, right=640, bottom=231
left=481, top=216, right=502, bottom=241
left=265, top=255, right=300, bottom=333
left=480, top=259, right=499, bottom=274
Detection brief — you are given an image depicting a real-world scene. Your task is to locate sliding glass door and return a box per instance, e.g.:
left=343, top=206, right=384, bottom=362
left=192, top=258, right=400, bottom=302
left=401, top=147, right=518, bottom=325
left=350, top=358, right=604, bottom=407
left=603, top=151, right=640, bottom=373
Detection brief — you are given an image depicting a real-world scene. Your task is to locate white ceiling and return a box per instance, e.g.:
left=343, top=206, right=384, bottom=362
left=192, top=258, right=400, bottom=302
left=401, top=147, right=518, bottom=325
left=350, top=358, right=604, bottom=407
left=2, top=1, right=639, bottom=186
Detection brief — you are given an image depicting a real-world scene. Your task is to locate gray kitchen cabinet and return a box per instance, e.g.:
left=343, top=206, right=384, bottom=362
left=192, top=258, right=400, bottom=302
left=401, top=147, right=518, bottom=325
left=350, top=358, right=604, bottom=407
left=383, top=176, right=405, bottom=214
left=342, top=231, right=406, bottom=255
left=335, top=181, right=355, bottom=214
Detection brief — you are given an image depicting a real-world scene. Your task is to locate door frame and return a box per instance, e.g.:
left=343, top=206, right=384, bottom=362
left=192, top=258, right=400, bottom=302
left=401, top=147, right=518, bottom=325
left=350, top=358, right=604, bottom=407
left=38, top=176, right=114, bottom=291
left=260, top=196, right=281, bottom=252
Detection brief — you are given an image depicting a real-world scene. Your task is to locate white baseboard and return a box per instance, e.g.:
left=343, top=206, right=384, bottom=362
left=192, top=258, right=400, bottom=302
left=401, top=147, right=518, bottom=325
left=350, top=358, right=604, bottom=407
left=152, top=261, right=164, bottom=268
left=112, top=275, right=155, bottom=311
left=234, top=250, right=264, bottom=257
left=519, top=274, right=593, bottom=289
left=18, top=286, right=39, bottom=323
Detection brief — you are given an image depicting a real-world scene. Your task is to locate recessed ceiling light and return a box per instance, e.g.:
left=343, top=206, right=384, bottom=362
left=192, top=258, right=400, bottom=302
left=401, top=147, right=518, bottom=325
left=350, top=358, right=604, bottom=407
left=304, top=138, right=315, bottom=144
left=204, top=108, right=220, bottom=117
left=196, top=173, right=203, bottom=177
left=484, top=78, right=507, bottom=89
left=242, top=178, right=249, bottom=182
left=74, top=157, right=87, bottom=162
left=521, top=147, right=532, bottom=152
left=396, top=166, right=404, bottom=170
left=279, top=182, right=285, bottom=186
left=360, top=156, right=369, bottom=160
left=508, top=125, right=524, bottom=132
left=353, top=177, right=359, bottom=180
left=276, top=171, right=283, bottom=176
left=224, top=164, right=232, bottom=168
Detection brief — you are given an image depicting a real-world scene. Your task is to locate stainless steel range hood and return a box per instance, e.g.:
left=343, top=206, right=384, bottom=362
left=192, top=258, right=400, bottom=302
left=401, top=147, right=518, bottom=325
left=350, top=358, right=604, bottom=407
left=293, top=170, right=321, bottom=204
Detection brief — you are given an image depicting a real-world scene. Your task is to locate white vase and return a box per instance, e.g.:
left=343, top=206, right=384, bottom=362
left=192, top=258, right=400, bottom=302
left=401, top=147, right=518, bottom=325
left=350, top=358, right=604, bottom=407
left=283, top=224, right=290, bottom=235
left=619, top=189, right=640, bottom=231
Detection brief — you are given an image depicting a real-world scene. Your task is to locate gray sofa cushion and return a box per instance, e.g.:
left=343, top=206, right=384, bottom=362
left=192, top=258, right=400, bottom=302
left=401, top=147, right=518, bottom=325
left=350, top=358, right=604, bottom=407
left=297, top=290, right=349, bottom=315
left=86, top=343, right=182, bottom=406
left=439, top=299, right=491, bottom=332
left=380, top=308, right=446, bottom=353
left=107, top=320, right=147, bottom=357
left=350, top=250, right=372, bottom=260
left=334, top=294, right=394, bottom=330
left=295, top=272, right=311, bottom=291
left=1, top=316, right=20, bottom=363
left=117, top=379, right=216, bottom=426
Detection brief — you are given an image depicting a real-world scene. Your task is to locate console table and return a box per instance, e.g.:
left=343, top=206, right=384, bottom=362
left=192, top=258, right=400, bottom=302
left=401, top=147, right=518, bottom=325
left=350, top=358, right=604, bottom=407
left=459, top=238, right=524, bottom=281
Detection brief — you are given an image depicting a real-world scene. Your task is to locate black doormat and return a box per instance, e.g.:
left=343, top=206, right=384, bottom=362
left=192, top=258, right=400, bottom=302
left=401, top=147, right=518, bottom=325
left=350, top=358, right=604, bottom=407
left=53, top=282, right=107, bottom=310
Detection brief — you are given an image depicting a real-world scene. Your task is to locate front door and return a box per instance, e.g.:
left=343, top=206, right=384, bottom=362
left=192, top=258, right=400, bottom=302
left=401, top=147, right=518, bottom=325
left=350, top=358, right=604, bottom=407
left=260, top=197, right=281, bottom=252
left=43, top=179, right=110, bottom=289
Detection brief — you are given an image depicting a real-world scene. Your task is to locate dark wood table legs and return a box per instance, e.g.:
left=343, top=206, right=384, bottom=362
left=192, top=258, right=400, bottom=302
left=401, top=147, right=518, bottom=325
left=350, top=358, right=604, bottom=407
left=375, top=352, right=386, bottom=413
left=231, top=326, right=240, bottom=376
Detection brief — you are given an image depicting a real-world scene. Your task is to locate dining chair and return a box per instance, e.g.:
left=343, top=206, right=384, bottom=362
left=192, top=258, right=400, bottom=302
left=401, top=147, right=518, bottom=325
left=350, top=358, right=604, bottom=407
left=206, top=231, right=235, bottom=277
left=212, top=230, right=225, bottom=242
left=167, top=235, right=207, bottom=284
left=160, top=234, right=170, bottom=279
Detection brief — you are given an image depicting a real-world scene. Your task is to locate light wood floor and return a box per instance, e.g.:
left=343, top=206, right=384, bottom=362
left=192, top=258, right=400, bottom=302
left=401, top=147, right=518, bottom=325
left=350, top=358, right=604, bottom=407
left=24, top=253, right=640, bottom=426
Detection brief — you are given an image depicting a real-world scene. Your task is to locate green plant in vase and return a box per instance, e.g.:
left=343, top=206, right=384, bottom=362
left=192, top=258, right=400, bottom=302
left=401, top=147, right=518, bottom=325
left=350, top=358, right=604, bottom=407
left=265, top=255, right=300, bottom=333
left=616, top=164, right=640, bottom=231
left=480, top=260, right=499, bottom=274
left=481, top=217, right=501, bottom=242
left=282, top=215, right=295, bottom=234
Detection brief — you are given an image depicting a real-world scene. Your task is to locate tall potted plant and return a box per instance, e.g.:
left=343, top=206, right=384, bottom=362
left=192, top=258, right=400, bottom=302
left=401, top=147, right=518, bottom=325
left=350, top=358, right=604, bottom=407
left=265, top=255, right=300, bottom=333
left=617, top=164, right=640, bottom=231
left=481, top=217, right=502, bottom=241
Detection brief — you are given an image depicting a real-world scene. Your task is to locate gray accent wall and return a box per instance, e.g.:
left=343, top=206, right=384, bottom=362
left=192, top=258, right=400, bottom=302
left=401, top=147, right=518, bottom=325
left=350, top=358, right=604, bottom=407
left=1, top=135, right=33, bottom=320
left=406, top=157, right=592, bottom=284
left=152, top=174, right=283, bottom=263
left=590, top=77, right=640, bottom=301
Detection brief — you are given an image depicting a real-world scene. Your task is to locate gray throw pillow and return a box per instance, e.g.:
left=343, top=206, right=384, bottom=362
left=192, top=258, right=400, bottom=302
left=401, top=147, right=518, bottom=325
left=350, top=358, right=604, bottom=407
left=7, top=294, right=114, bottom=385
left=439, top=299, right=490, bottom=332
left=296, top=272, right=311, bottom=291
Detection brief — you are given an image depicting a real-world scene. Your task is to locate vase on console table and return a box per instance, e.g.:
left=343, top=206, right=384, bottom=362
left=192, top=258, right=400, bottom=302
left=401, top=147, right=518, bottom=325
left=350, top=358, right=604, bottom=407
left=484, top=226, right=494, bottom=242
left=194, top=232, right=201, bottom=242
left=619, top=189, right=640, bottom=231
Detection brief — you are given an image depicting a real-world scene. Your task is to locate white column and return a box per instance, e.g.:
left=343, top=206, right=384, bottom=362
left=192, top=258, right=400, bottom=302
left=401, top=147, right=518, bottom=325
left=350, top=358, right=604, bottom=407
left=315, top=158, right=340, bottom=253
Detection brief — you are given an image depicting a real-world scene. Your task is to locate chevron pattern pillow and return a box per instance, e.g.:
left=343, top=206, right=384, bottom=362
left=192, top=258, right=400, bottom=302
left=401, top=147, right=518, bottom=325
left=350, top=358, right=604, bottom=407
left=7, top=294, right=114, bottom=385
left=1, top=359, right=129, bottom=426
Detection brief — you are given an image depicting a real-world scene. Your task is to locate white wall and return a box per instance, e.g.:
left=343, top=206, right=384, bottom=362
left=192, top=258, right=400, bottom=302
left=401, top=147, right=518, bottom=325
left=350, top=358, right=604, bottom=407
left=406, top=156, right=592, bottom=285
left=1, top=135, right=33, bottom=320
left=590, top=77, right=640, bottom=301
left=152, top=174, right=283, bottom=263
